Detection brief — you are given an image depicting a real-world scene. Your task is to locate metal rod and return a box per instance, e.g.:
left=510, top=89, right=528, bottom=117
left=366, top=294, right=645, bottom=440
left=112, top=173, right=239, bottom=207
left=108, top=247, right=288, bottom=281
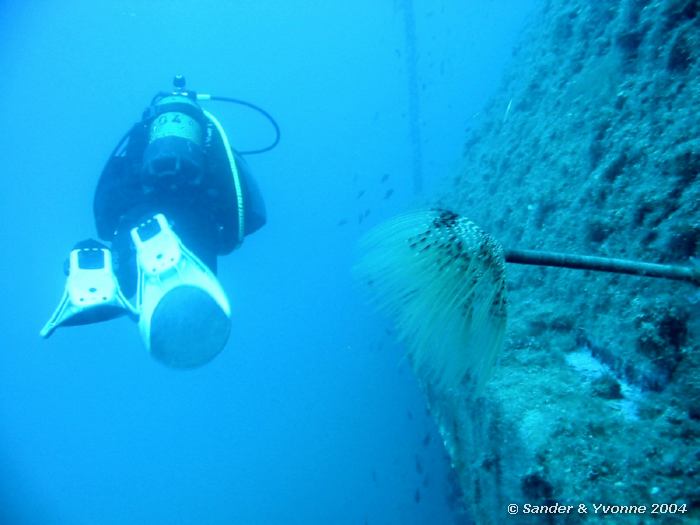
left=504, top=248, right=699, bottom=285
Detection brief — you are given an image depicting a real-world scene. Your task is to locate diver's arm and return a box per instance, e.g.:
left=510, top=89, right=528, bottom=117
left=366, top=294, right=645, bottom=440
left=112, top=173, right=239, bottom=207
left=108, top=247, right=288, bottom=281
left=93, top=123, right=148, bottom=241
left=202, top=120, right=267, bottom=253
left=234, top=153, right=267, bottom=236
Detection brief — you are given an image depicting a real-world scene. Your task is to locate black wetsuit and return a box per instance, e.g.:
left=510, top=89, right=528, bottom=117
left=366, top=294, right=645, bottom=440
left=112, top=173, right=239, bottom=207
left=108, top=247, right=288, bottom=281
left=91, top=106, right=266, bottom=297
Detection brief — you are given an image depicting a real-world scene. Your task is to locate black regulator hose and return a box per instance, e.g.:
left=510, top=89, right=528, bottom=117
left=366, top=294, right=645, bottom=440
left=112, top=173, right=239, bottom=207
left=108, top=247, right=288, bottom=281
left=146, top=77, right=282, bottom=156
left=203, top=95, right=281, bottom=155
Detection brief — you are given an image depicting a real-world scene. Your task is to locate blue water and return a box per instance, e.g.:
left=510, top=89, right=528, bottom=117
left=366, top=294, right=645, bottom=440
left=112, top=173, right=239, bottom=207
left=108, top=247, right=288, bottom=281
left=0, top=1, right=535, bottom=523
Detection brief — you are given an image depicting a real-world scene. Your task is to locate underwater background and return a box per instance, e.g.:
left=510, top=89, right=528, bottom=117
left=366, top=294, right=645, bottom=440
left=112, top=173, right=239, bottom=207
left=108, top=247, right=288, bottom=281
left=0, top=1, right=536, bottom=524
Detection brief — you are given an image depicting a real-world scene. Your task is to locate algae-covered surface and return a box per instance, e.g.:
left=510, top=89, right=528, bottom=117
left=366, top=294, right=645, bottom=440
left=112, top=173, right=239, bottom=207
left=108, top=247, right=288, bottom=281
left=433, top=1, right=700, bottom=522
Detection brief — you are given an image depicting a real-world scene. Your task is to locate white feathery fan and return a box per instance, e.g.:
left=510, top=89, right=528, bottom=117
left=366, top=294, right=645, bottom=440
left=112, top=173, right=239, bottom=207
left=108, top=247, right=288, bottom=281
left=355, top=209, right=507, bottom=394
left=355, top=208, right=699, bottom=395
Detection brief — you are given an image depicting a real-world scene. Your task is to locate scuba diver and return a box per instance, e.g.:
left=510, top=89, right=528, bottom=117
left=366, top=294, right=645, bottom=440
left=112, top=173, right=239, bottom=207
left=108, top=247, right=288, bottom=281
left=41, top=75, right=277, bottom=368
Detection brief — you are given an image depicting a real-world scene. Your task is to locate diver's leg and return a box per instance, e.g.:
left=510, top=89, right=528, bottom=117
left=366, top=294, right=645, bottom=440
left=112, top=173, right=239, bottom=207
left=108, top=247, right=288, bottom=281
left=112, top=204, right=219, bottom=281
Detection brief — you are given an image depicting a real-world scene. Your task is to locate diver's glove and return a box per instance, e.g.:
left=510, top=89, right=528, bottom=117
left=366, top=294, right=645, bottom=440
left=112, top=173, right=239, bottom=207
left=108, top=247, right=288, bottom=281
left=40, top=243, right=138, bottom=338
left=131, top=213, right=231, bottom=368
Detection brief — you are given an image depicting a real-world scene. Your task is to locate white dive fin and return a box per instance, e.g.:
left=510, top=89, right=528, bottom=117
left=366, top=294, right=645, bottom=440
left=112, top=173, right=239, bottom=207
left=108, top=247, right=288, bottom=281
left=130, top=213, right=231, bottom=368
left=40, top=248, right=137, bottom=338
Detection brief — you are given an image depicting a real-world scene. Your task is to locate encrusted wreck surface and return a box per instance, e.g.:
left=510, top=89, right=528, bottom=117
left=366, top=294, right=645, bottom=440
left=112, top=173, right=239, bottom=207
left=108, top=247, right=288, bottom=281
left=434, top=1, right=700, bottom=522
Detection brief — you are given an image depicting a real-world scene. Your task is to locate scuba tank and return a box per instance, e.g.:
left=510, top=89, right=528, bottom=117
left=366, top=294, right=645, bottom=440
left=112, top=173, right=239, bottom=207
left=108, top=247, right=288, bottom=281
left=140, top=75, right=207, bottom=193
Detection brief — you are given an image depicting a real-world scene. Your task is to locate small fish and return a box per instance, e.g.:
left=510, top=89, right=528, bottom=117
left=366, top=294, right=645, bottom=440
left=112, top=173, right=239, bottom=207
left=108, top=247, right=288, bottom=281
left=357, top=190, right=365, bottom=199
left=363, top=209, right=371, bottom=218
left=381, top=173, right=390, bottom=183
left=422, top=432, right=431, bottom=447
left=358, top=213, right=365, bottom=224
left=415, top=455, right=423, bottom=474
left=414, top=488, right=421, bottom=503
left=336, top=218, right=347, bottom=226
left=383, top=189, right=394, bottom=200
left=407, top=410, right=414, bottom=420
left=371, top=469, right=377, bottom=482
left=422, top=475, right=430, bottom=488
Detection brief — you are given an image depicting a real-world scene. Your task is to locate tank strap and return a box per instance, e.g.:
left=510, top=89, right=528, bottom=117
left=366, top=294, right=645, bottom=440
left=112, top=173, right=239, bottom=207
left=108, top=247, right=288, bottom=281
left=202, top=109, right=245, bottom=247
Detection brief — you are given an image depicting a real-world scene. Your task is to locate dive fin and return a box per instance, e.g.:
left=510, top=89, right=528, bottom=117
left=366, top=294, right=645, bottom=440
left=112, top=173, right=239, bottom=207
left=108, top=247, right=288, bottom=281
left=131, top=213, right=231, bottom=368
left=40, top=247, right=137, bottom=338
